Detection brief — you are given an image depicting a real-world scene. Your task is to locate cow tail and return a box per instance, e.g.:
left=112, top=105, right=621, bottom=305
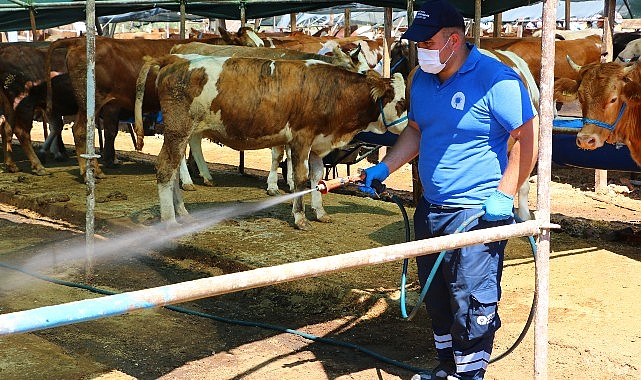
left=134, top=56, right=158, bottom=151
left=45, top=39, right=63, bottom=116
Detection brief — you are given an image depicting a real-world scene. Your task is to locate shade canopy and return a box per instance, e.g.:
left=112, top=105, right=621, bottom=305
left=0, top=0, right=535, bottom=32
left=0, top=1, right=635, bottom=33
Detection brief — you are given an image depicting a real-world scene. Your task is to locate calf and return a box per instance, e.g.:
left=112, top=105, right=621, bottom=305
left=135, top=55, right=407, bottom=229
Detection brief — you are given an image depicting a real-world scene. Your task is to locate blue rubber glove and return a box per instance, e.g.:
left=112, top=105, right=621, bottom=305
left=358, top=162, right=390, bottom=197
left=482, top=190, right=514, bottom=221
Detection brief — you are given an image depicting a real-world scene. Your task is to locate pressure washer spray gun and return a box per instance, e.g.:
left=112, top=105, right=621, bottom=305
left=315, top=169, right=387, bottom=198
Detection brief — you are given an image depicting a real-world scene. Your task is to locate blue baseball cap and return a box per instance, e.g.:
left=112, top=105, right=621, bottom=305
left=402, top=0, right=465, bottom=42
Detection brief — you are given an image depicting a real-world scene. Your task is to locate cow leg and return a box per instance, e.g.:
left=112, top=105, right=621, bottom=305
left=290, top=145, right=312, bottom=230
left=51, top=117, right=68, bottom=161
left=178, top=154, right=196, bottom=191
left=286, top=146, right=294, bottom=191
left=71, top=111, right=105, bottom=179
left=309, top=152, right=331, bottom=223
left=187, top=133, right=214, bottom=187
left=100, top=104, right=120, bottom=168
left=0, top=114, right=19, bottom=173
left=515, top=180, right=531, bottom=221
left=267, top=146, right=284, bottom=196
left=13, top=110, right=48, bottom=176
left=157, top=129, right=190, bottom=224
left=158, top=169, right=180, bottom=226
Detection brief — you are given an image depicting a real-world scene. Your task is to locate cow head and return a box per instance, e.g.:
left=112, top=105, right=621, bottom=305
left=218, top=26, right=264, bottom=47
left=617, top=38, right=641, bottom=64
left=318, top=41, right=368, bottom=73
left=367, top=72, right=407, bottom=134
left=562, top=56, right=640, bottom=150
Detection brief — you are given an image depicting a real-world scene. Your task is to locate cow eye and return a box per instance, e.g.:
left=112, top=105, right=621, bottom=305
left=609, top=97, right=617, bottom=104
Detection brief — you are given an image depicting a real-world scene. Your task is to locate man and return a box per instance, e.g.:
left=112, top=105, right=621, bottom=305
left=360, top=1, right=538, bottom=379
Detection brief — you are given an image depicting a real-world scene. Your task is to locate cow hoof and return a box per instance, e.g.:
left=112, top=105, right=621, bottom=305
left=4, top=164, right=19, bottom=173
left=34, top=168, right=49, bottom=176
left=181, top=183, right=196, bottom=191
left=295, top=219, right=313, bottom=231
left=266, top=188, right=281, bottom=196
left=315, top=214, right=332, bottom=223
left=178, top=214, right=196, bottom=225
left=202, top=179, right=215, bottom=187
left=95, top=171, right=107, bottom=179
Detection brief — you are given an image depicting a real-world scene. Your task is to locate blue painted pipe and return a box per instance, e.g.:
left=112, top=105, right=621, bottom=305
left=0, top=220, right=542, bottom=336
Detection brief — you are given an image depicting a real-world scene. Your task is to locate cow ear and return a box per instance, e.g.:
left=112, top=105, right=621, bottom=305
left=553, top=78, right=579, bottom=102
left=218, top=27, right=231, bottom=42
left=622, top=80, right=641, bottom=104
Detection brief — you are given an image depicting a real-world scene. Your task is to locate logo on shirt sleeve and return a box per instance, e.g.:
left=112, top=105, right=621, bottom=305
left=451, top=91, right=465, bottom=110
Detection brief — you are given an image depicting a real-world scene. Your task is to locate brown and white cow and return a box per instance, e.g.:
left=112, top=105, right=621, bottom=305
left=45, top=27, right=263, bottom=180
left=554, top=59, right=641, bottom=167
left=135, top=55, right=407, bottom=229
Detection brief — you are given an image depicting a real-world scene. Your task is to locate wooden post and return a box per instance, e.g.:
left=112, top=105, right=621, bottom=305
left=595, top=14, right=614, bottom=192
left=473, top=0, right=481, bottom=45
left=383, top=8, right=392, bottom=78
left=536, top=1, right=558, bottom=377
left=29, top=8, right=38, bottom=41
left=493, top=13, right=502, bottom=37
left=290, top=13, right=296, bottom=32
left=179, top=0, right=186, bottom=39
left=405, top=0, right=421, bottom=205
left=344, top=9, right=351, bottom=37
left=565, top=0, right=571, bottom=30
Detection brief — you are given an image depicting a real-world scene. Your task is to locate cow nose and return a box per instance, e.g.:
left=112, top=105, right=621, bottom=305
left=576, top=134, right=596, bottom=150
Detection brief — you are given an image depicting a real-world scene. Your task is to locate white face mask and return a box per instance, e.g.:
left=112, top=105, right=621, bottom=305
left=417, top=36, right=454, bottom=74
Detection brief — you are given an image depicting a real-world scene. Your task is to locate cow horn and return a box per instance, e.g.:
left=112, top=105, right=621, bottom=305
left=349, top=44, right=362, bottom=60
left=567, top=55, right=581, bottom=72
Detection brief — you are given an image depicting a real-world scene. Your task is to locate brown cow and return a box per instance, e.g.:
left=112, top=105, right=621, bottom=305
left=0, top=43, right=76, bottom=175
left=45, top=27, right=263, bottom=179
left=134, top=55, right=407, bottom=229
left=554, top=59, right=641, bottom=167
left=495, top=35, right=603, bottom=87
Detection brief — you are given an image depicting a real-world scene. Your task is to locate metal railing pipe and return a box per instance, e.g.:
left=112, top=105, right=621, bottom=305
left=0, top=220, right=544, bottom=336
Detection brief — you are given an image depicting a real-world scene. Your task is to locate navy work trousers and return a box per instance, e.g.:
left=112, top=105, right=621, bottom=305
left=414, top=197, right=511, bottom=380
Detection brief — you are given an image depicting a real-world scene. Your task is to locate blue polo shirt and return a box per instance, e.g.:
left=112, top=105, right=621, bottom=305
left=409, top=44, right=536, bottom=207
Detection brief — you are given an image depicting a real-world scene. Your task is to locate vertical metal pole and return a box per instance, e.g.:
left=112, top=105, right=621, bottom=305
left=535, top=1, right=558, bottom=378
left=238, top=3, right=247, bottom=175
left=84, top=0, right=97, bottom=279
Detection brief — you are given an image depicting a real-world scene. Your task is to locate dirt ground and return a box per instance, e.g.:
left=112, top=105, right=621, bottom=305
left=0, top=125, right=640, bottom=380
